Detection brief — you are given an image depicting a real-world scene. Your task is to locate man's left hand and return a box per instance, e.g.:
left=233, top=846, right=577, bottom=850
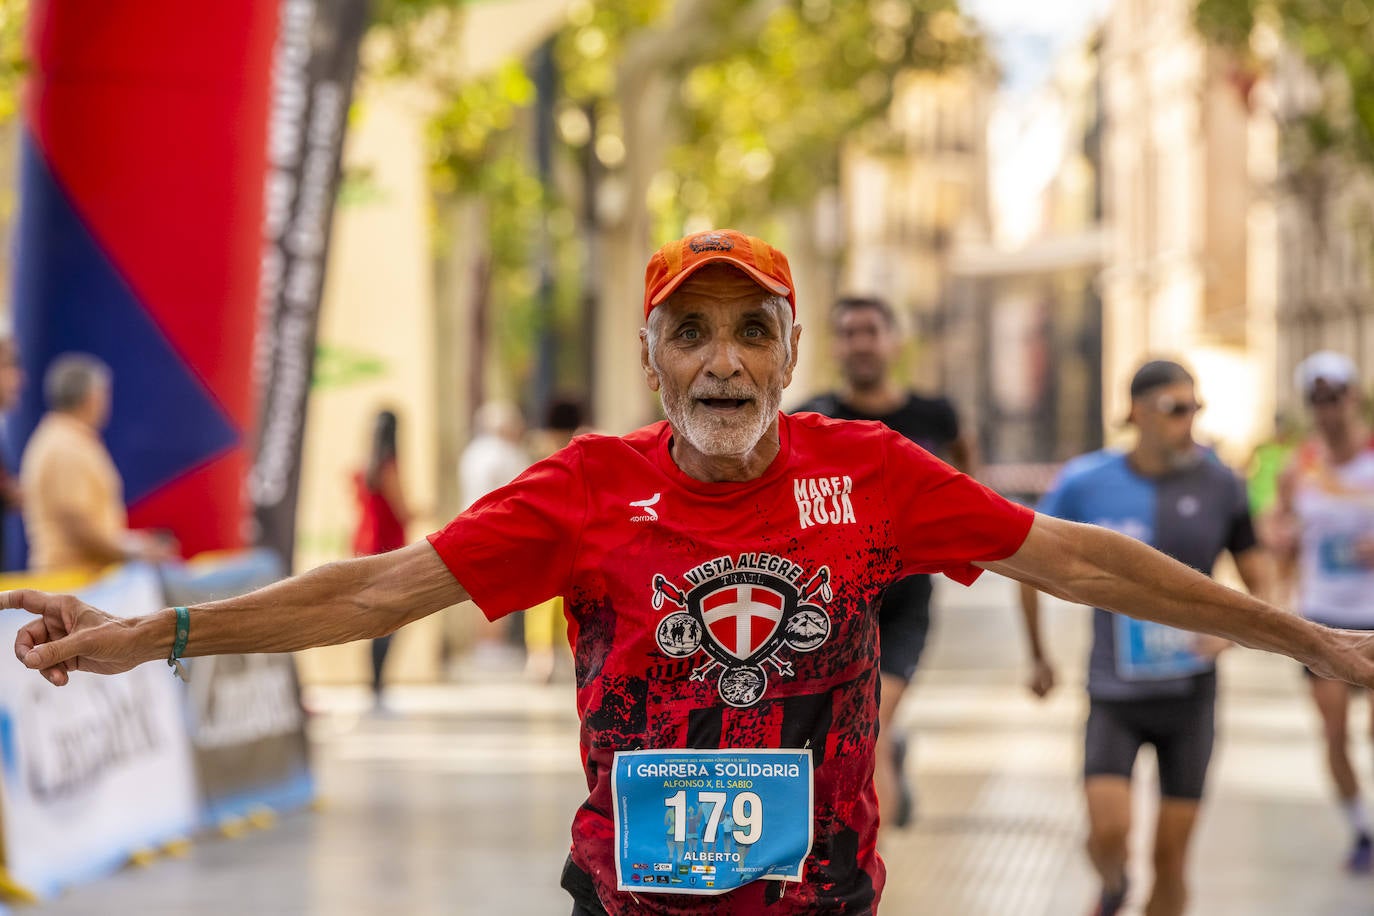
left=1308, top=628, right=1374, bottom=688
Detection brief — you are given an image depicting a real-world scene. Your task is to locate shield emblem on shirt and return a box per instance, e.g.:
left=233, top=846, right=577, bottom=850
left=698, top=583, right=786, bottom=661
left=652, top=563, right=833, bottom=708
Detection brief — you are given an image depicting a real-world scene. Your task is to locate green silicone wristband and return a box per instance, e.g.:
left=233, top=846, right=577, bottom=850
left=171, top=606, right=190, bottom=659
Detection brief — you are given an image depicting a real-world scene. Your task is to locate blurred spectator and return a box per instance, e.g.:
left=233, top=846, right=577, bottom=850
left=352, top=408, right=413, bottom=707
left=1248, top=411, right=1302, bottom=601
left=20, top=353, right=176, bottom=572
left=524, top=397, right=588, bottom=682
left=1275, top=351, right=1374, bottom=873
left=528, top=396, right=590, bottom=459
left=459, top=401, right=529, bottom=509
left=458, top=401, right=529, bottom=670
left=1248, top=411, right=1301, bottom=518
left=0, top=335, right=24, bottom=566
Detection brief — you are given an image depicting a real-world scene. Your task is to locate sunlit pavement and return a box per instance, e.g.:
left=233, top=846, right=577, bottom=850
left=28, top=576, right=1374, bottom=915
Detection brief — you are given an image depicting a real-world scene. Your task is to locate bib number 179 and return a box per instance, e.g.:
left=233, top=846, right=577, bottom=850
left=665, top=789, right=761, bottom=845
left=613, top=749, right=812, bottom=894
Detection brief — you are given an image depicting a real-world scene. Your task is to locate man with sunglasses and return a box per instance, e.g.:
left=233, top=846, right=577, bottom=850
left=1019, top=359, right=1270, bottom=916
left=1275, top=350, right=1374, bottom=873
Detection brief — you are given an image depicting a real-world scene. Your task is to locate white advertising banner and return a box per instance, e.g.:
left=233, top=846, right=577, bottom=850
left=162, top=549, right=315, bottom=823
left=0, top=564, right=199, bottom=899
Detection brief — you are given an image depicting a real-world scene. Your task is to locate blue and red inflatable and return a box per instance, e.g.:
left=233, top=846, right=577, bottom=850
left=10, top=2, right=279, bottom=563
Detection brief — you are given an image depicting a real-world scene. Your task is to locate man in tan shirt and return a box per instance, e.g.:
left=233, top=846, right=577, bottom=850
left=20, top=353, right=175, bottom=572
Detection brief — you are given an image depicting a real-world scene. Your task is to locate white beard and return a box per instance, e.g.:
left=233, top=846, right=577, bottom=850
left=662, top=382, right=782, bottom=458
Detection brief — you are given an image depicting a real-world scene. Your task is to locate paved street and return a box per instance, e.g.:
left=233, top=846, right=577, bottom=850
left=27, top=575, right=1374, bottom=914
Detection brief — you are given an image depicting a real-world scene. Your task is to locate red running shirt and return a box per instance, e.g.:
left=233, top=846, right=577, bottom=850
left=428, top=413, right=1033, bottom=914
left=352, top=461, right=408, bottom=557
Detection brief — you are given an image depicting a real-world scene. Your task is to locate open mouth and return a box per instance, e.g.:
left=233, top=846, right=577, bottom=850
left=696, top=398, right=752, bottom=411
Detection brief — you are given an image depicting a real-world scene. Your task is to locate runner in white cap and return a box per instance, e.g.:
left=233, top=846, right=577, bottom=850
left=1276, top=350, right=1374, bottom=872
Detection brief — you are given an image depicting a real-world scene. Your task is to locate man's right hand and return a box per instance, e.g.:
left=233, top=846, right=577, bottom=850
left=1027, top=658, right=1056, bottom=699
left=6, top=589, right=158, bottom=686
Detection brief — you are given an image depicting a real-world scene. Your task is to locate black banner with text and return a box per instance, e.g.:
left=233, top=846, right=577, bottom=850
left=250, top=0, right=370, bottom=567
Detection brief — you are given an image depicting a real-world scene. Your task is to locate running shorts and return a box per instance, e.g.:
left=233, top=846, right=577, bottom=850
left=877, top=573, right=933, bottom=682
left=1083, top=673, right=1216, bottom=801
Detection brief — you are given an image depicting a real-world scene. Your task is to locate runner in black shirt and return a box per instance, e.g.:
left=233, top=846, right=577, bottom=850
left=795, top=295, right=976, bottom=828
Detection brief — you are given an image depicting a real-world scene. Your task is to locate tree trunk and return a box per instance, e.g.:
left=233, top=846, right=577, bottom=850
left=782, top=198, right=842, bottom=404
left=590, top=0, right=784, bottom=433
left=432, top=194, right=489, bottom=519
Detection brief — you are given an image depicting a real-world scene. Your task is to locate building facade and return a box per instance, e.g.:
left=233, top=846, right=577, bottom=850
left=946, top=32, right=1107, bottom=489
left=1268, top=49, right=1374, bottom=414
left=1098, top=0, right=1274, bottom=463
left=830, top=68, right=996, bottom=415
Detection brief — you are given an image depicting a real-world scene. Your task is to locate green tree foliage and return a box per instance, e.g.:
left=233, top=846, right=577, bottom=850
left=381, top=0, right=981, bottom=395
left=1196, top=0, right=1374, bottom=166
left=657, top=0, right=978, bottom=231
left=419, top=0, right=981, bottom=236
left=546, top=0, right=979, bottom=234
left=423, top=59, right=572, bottom=389
left=555, top=0, right=667, bottom=103
left=428, top=60, right=537, bottom=196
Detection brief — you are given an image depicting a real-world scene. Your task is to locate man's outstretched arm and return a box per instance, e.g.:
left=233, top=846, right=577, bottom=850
left=980, top=514, right=1374, bottom=686
left=10, top=540, right=467, bottom=686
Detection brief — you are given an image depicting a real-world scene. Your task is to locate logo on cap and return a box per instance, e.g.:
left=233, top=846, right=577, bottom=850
left=643, top=228, right=796, bottom=319
left=688, top=233, right=734, bottom=254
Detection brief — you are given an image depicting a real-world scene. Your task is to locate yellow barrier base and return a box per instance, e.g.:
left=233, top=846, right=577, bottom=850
left=219, top=804, right=282, bottom=839
left=162, top=838, right=193, bottom=859
left=127, top=835, right=194, bottom=869
left=218, top=816, right=250, bottom=839
left=0, top=868, right=40, bottom=904
left=127, top=847, right=158, bottom=868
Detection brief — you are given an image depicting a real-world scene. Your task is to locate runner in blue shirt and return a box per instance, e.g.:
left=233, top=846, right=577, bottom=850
left=1020, top=360, right=1272, bottom=916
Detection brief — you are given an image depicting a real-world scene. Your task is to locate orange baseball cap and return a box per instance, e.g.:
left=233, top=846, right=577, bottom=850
left=643, top=229, right=795, bottom=319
